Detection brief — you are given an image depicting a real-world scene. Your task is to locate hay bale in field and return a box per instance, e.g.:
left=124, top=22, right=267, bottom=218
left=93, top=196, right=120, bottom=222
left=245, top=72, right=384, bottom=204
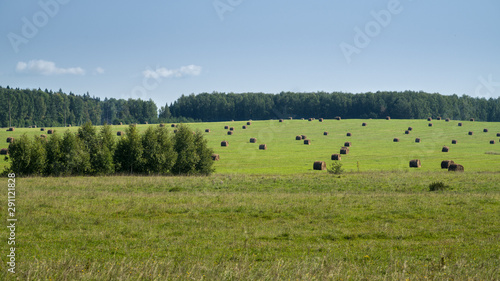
left=259, top=144, right=267, bottom=150
left=335, top=116, right=341, bottom=121
left=408, top=127, right=413, bottom=131
left=40, top=134, right=47, bottom=138
left=458, top=123, right=463, bottom=126
left=448, top=163, right=464, bottom=172
left=288, top=117, right=293, bottom=120
left=405, top=130, right=410, bottom=135
left=437, top=117, right=442, bottom=120
left=171, top=124, right=176, bottom=128
left=346, top=132, right=352, bottom=137
left=247, top=121, right=251, bottom=125
left=250, top=138, right=257, bottom=143
left=40, top=128, right=45, bottom=131
left=28, top=126, right=32, bottom=128
left=295, top=135, right=302, bottom=140
left=144, top=121, right=148, bottom=124
left=0, top=148, right=8, bottom=155
left=227, top=131, right=233, bottom=135
left=301, top=118, right=304, bottom=120
left=451, top=139, right=457, bottom=144
left=205, top=129, right=210, bottom=133
left=304, top=139, right=311, bottom=145
left=490, top=140, right=496, bottom=144
left=319, top=118, right=324, bottom=122
left=308, top=118, right=313, bottom=121
left=33, top=125, right=37, bottom=128
left=362, top=122, right=367, bottom=126
left=7, top=127, right=14, bottom=131
left=67, top=124, right=71, bottom=127
left=211, top=154, right=220, bottom=161
left=468, top=131, right=473, bottom=135
left=445, top=118, right=450, bottom=122
left=313, top=161, right=326, bottom=170
left=340, top=147, right=349, bottom=154
left=442, top=146, right=449, bottom=152
left=6, top=137, right=14, bottom=143
left=427, top=117, right=432, bottom=121
left=428, top=123, right=433, bottom=127
left=409, top=159, right=421, bottom=168
left=160, top=124, right=165, bottom=127
left=483, top=128, right=488, bottom=132
left=117, top=131, right=125, bottom=136
left=279, top=119, right=284, bottom=122
left=229, top=127, right=234, bottom=131
left=221, top=141, right=228, bottom=147
left=231, top=120, right=234, bottom=122
left=331, top=154, right=341, bottom=160
left=301, top=135, right=307, bottom=140
left=344, top=141, right=352, bottom=147
left=47, top=129, right=54, bottom=134
left=441, top=160, right=454, bottom=169
left=393, top=138, right=399, bottom=142
left=224, top=125, right=229, bottom=129
left=324, top=132, right=328, bottom=136
left=415, top=138, right=421, bottom=143
left=386, top=116, right=391, bottom=120
left=470, top=118, right=474, bottom=122
left=497, top=133, right=500, bottom=137
left=242, top=125, right=247, bottom=129
left=119, top=122, right=123, bottom=125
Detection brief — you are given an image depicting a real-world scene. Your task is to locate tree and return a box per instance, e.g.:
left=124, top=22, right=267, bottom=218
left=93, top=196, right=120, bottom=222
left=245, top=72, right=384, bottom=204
left=141, top=126, right=176, bottom=174
left=193, top=130, right=214, bottom=175
left=172, top=124, right=199, bottom=174
left=61, top=130, right=91, bottom=175
left=114, top=125, right=143, bottom=173
left=44, top=132, right=65, bottom=176
left=7, top=134, right=45, bottom=176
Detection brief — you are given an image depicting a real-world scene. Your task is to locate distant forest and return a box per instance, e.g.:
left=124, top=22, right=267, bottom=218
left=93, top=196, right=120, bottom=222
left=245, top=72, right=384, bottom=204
left=1, top=86, right=499, bottom=127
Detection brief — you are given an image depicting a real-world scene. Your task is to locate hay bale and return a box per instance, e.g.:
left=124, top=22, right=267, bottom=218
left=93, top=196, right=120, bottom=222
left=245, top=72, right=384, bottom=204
left=346, top=132, right=352, bottom=137
left=483, top=128, right=488, bottom=133
left=144, top=121, right=148, bottom=124
left=231, top=120, right=234, bottom=122
left=304, top=139, right=311, bottom=145
left=497, top=133, right=500, bottom=137
left=452, top=140, right=457, bottom=144
left=171, top=124, right=177, bottom=128
left=47, top=129, right=54, bottom=134
left=428, top=123, right=433, bottom=127
left=221, top=141, right=228, bottom=147
left=405, top=130, right=410, bottom=135
left=279, top=119, right=284, bottom=123
left=323, top=132, right=328, bottom=136
left=8, top=127, right=14, bottom=131
left=331, top=154, right=341, bottom=160
left=247, top=122, right=251, bottom=125
left=319, top=118, right=323, bottom=122
left=458, top=123, right=463, bottom=126
left=442, top=146, right=449, bottom=152
left=308, top=118, right=313, bottom=121
left=117, top=131, right=125, bottom=136
left=242, top=125, right=247, bottom=129
left=468, top=131, right=473, bottom=135
left=159, top=124, right=165, bottom=127
left=41, top=128, right=45, bottom=131
left=340, top=147, right=349, bottom=154
left=437, top=117, right=442, bottom=120
left=229, top=127, right=234, bottom=131
left=301, top=118, right=305, bottom=120
left=427, top=117, right=432, bottom=121
left=288, top=117, right=293, bottom=120
left=490, top=140, right=496, bottom=144
left=448, top=163, right=464, bottom=172
left=119, top=122, right=123, bottom=125
left=259, top=144, right=267, bottom=150
left=205, top=129, right=210, bottom=133
left=0, top=148, right=8, bottom=155
left=446, top=118, right=450, bottom=122
left=6, top=137, right=14, bottom=143
left=393, top=138, right=399, bottom=142
left=344, top=141, right=352, bottom=147
left=415, top=138, right=421, bottom=143
left=335, top=116, right=341, bottom=121
left=250, top=138, right=257, bottom=143
left=408, top=127, right=413, bottom=131
left=313, top=161, right=326, bottom=170
left=40, top=134, right=47, bottom=138
left=211, top=154, right=220, bottom=161
left=301, top=135, right=307, bottom=140
left=386, top=116, right=391, bottom=120
left=295, top=136, right=301, bottom=140
left=409, top=159, right=421, bottom=168
left=67, top=124, right=71, bottom=127
left=227, top=131, right=233, bottom=135
left=441, top=160, right=454, bottom=169
left=470, top=118, right=474, bottom=122
left=28, top=126, right=32, bottom=128
left=362, top=122, right=367, bottom=126
left=224, top=125, right=229, bottom=129
left=33, top=125, right=37, bottom=128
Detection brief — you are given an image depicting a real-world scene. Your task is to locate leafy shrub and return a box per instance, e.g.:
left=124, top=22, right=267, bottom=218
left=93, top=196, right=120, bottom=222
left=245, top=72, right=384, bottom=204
left=327, top=161, right=344, bottom=175
left=429, top=181, right=449, bottom=191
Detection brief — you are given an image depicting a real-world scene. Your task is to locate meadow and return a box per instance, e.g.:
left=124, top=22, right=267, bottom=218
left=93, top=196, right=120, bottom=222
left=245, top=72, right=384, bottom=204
left=0, top=119, right=499, bottom=280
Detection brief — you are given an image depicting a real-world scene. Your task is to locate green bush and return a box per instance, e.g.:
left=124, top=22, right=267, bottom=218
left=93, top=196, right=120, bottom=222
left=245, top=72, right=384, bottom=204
left=327, top=161, right=344, bottom=175
left=429, top=181, right=449, bottom=191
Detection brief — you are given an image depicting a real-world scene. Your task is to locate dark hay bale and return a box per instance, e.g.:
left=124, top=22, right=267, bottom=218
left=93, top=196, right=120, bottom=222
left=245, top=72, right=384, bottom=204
left=33, top=125, right=37, bottom=128
left=247, top=122, right=251, bottom=125
left=458, top=123, right=463, bottom=126
left=144, top=121, right=148, bottom=124
left=324, top=132, right=328, bottom=136
left=259, top=144, right=267, bottom=150
left=224, top=125, right=229, bottom=129
left=227, top=131, right=233, bottom=135
left=408, top=127, right=413, bottom=131
left=295, top=136, right=302, bottom=140
left=437, top=117, right=442, bottom=120
left=405, top=130, right=410, bottom=135
left=117, top=131, right=125, bottom=136
left=0, top=148, right=8, bottom=155
left=428, top=123, right=433, bottom=127
left=331, top=154, right=341, bottom=160
left=250, top=138, right=257, bottom=143
left=159, top=124, right=165, bottom=127
left=304, top=139, right=311, bottom=145
left=409, top=159, right=421, bottom=168
left=8, top=127, right=14, bottom=131
left=28, top=126, right=32, bottom=128
left=319, top=118, right=324, bottom=122
left=7, top=137, right=14, bottom=143
left=279, top=119, right=284, bottom=122
left=452, top=140, right=457, bottom=144
left=231, top=120, right=234, bottom=122
left=393, top=138, right=399, bottom=142
left=340, top=147, right=349, bottom=154
left=308, top=118, right=313, bottom=121
left=490, top=140, right=496, bottom=144
left=415, top=138, right=421, bottom=143
left=229, top=127, right=234, bottom=131
left=40, top=134, right=47, bottom=138
left=47, top=129, right=54, bottom=134
left=67, top=124, right=71, bottom=127
left=119, top=122, right=123, bottom=125
left=448, top=163, right=464, bottom=172
left=468, top=131, right=473, bottom=135
left=470, top=118, right=474, bottom=122
left=346, top=132, right=352, bottom=137
left=171, top=124, right=177, bottom=128
left=441, top=160, right=454, bottom=169
left=288, top=117, right=293, bottom=120
left=386, top=116, right=391, bottom=120
left=221, top=141, right=228, bottom=147
left=313, top=161, right=326, bottom=171
left=445, top=118, right=450, bottom=122
left=211, top=154, right=220, bottom=161
left=41, top=128, right=45, bottom=131
left=242, top=125, right=247, bottom=129
left=205, top=129, right=210, bottom=133
left=335, top=116, right=341, bottom=121
left=344, top=141, right=352, bottom=147
left=362, top=122, right=367, bottom=126
left=301, top=118, right=304, bottom=120
left=497, top=133, right=500, bottom=137
left=301, top=135, right=307, bottom=140
left=427, top=117, right=432, bottom=121
left=483, top=129, right=488, bottom=133
left=442, top=146, right=449, bottom=152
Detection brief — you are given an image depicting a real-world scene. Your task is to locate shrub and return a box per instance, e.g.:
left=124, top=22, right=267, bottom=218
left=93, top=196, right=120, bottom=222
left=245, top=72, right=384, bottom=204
left=429, top=181, right=449, bottom=191
left=327, top=161, right=344, bottom=175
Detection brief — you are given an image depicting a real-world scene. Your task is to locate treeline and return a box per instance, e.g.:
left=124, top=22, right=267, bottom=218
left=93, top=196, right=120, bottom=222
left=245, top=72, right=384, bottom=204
left=169, top=91, right=500, bottom=122
left=5, top=123, right=214, bottom=176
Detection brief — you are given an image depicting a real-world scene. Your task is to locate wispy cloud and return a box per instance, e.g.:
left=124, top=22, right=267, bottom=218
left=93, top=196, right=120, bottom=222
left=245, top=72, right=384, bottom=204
left=143, top=65, right=202, bottom=79
left=16, top=60, right=85, bottom=75
left=94, top=67, right=105, bottom=75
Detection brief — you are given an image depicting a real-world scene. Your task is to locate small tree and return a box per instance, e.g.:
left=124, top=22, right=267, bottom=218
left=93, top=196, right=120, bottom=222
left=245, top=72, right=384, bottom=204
left=7, top=134, right=46, bottom=176
left=327, top=161, right=344, bottom=175
left=114, top=125, right=143, bottom=173
left=93, top=124, right=115, bottom=174
left=44, top=132, right=65, bottom=176
left=62, top=130, right=91, bottom=175
left=193, top=130, right=214, bottom=175
left=172, top=124, right=199, bottom=175
left=141, top=126, right=176, bottom=174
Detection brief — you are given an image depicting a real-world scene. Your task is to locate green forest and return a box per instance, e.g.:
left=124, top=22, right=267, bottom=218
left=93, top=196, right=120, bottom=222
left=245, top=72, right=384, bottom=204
left=1, top=86, right=500, bottom=127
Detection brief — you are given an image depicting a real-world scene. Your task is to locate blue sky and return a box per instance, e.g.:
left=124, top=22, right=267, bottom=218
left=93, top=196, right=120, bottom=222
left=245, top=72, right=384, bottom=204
left=1, top=0, right=499, bottom=108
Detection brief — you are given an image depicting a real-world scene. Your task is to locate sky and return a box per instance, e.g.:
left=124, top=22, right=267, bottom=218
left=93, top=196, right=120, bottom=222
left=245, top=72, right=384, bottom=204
left=1, top=0, right=499, bottom=108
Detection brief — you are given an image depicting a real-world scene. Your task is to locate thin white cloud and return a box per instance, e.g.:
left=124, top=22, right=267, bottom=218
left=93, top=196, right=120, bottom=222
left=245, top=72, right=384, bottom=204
left=143, top=64, right=202, bottom=79
left=94, top=67, right=105, bottom=75
left=16, top=60, right=85, bottom=75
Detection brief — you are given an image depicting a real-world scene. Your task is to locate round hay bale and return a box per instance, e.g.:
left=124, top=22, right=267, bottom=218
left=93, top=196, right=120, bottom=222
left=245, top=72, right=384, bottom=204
left=288, top=117, right=293, bottom=120
left=6, top=137, right=14, bottom=143
left=117, top=131, right=124, bottom=136
left=437, top=117, right=442, bottom=120
left=41, top=128, right=46, bottom=131
left=231, top=120, right=234, bottom=122
left=250, top=138, right=257, bottom=143
left=483, top=128, right=488, bottom=133
left=344, top=141, right=352, bottom=147
left=303, top=139, right=311, bottom=145
left=308, top=118, right=313, bottom=121
left=8, top=127, right=14, bottom=131
left=427, top=117, right=432, bottom=121
left=40, top=134, right=47, bottom=138
left=0, top=148, right=8, bottom=155
left=242, top=125, right=247, bottom=129
left=301, top=135, right=307, bottom=140
left=279, top=119, right=284, bottom=123
left=335, top=116, right=341, bottom=121
left=319, top=118, right=323, bottom=122
left=442, top=146, right=449, bottom=152
left=323, top=132, right=328, bottom=136
left=295, top=136, right=301, bottom=140
left=497, top=133, right=500, bottom=137
left=468, top=131, right=473, bottom=135
left=144, top=121, right=148, bottom=124
left=28, top=126, right=32, bottom=128
left=445, top=118, right=450, bottom=122
left=247, top=121, right=251, bottom=125
left=211, top=154, right=220, bottom=161
left=470, top=118, right=474, bottom=122
left=67, top=124, right=71, bottom=127
left=340, top=147, right=349, bottom=155
left=393, top=138, right=399, bottom=142
left=408, top=127, right=413, bottom=131
left=362, top=122, right=367, bottom=126
left=386, top=116, right=391, bottom=120
left=415, top=138, right=421, bottom=143
left=428, top=123, right=433, bottom=127
left=409, top=159, right=421, bottom=168
left=32, top=125, right=37, bottom=128
left=259, top=144, right=267, bottom=150
left=458, top=123, right=463, bottom=126
left=227, top=131, right=233, bottom=135
left=229, top=127, right=234, bottom=131
left=224, top=125, right=229, bottom=129
left=490, top=140, right=495, bottom=144
left=160, top=123, right=165, bottom=127
left=441, top=160, right=454, bottom=169
left=47, top=129, right=54, bottom=134
left=448, top=163, right=464, bottom=172
left=405, top=130, right=410, bottom=135
left=118, top=122, right=123, bottom=125
left=301, top=118, right=304, bottom=120
left=171, top=124, right=177, bottom=128
left=221, top=141, right=228, bottom=147
left=452, top=140, right=457, bottom=144
left=205, top=129, right=210, bottom=133
left=346, top=132, right=352, bottom=137
left=313, top=161, right=326, bottom=171
left=331, top=154, right=341, bottom=160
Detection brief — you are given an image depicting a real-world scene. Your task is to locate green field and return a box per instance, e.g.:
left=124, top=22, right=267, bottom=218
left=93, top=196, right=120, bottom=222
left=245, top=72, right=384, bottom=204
left=1, top=119, right=499, bottom=280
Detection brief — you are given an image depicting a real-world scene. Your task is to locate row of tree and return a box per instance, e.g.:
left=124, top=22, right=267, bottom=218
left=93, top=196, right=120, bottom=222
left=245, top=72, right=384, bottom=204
left=6, top=123, right=214, bottom=176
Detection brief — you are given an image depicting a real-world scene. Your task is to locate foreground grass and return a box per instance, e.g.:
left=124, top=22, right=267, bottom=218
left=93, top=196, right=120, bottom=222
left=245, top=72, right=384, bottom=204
left=1, top=172, right=499, bottom=280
